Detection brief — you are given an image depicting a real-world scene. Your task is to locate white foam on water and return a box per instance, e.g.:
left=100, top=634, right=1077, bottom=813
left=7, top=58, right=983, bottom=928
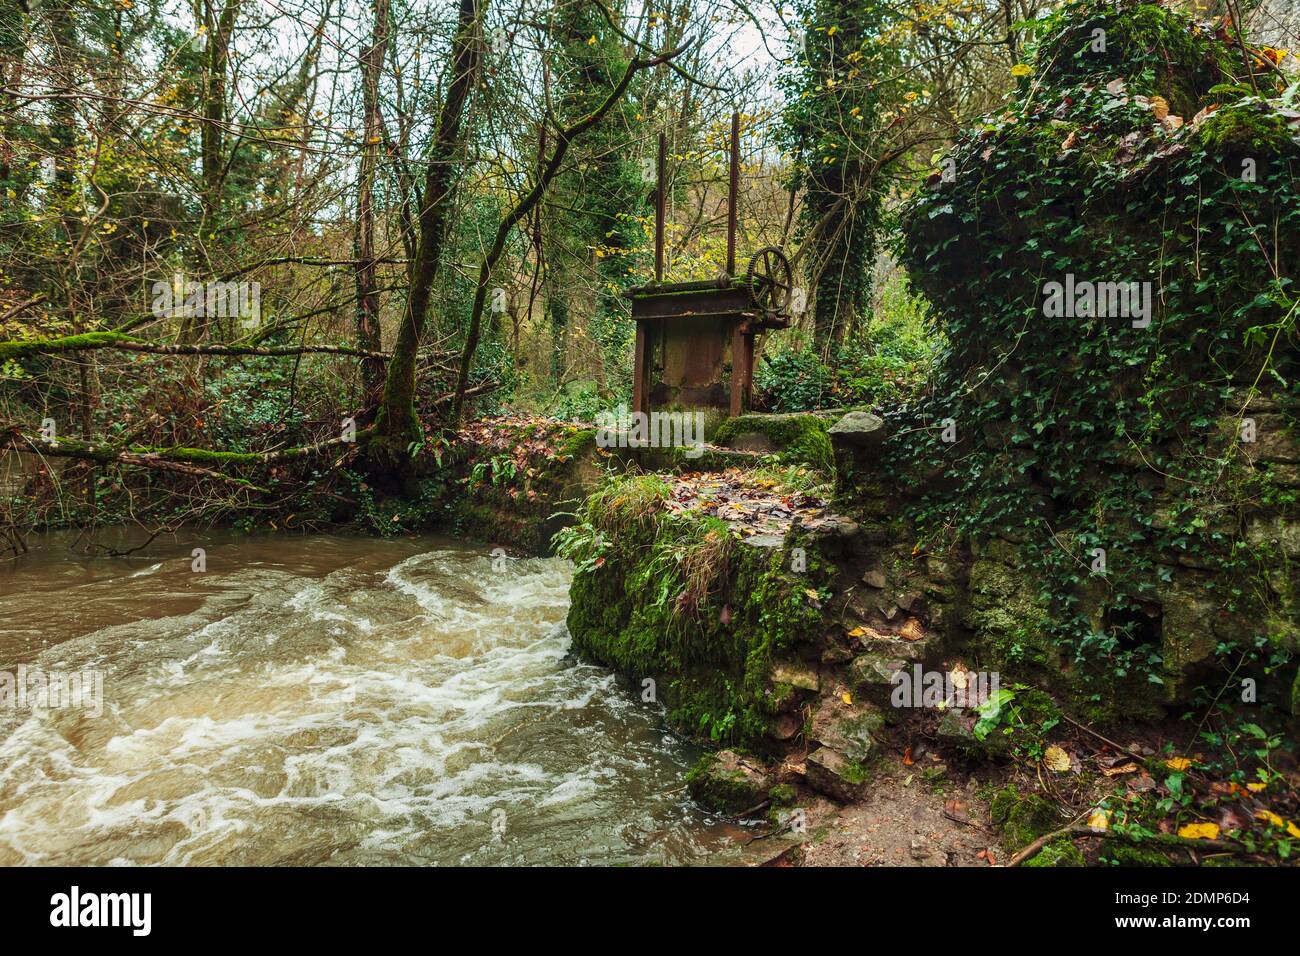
left=0, top=539, right=713, bottom=866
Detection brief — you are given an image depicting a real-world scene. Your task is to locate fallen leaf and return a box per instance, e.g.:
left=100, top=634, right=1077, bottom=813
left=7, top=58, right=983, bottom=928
left=1128, top=772, right=1156, bottom=792
left=1256, top=809, right=1285, bottom=828
left=1246, top=782, right=1267, bottom=793
left=1044, top=744, right=1071, bottom=772
left=1165, top=756, right=1192, bottom=772
left=944, top=798, right=970, bottom=824
left=1177, top=822, right=1220, bottom=840
left=841, top=691, right=852, bottom=705
left=902, top=746, right=914, bottom=766
left=1100, top=762, right=1139, bottom=777
left=1087, top=809, right=1110, bottom=830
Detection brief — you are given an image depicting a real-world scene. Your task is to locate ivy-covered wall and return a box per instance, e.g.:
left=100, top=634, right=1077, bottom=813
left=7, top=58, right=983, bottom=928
left=890, top=0, right=1299, bottom=719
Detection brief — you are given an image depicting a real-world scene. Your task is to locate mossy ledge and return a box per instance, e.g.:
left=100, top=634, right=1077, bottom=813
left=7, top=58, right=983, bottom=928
left=557, top=472, right=835, bottom=750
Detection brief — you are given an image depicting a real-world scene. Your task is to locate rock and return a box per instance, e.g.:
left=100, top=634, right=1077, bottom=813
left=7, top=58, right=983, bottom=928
left=742, top=534, right=785, bottom=550
left=861, top=568, right=887, bottom=589
left=827, top=410, right=888, bottom=448
left=810, top=697, right=884, bottom=763
left=896, top=591, right=925, bottom=612
left=909, top=837, right=932, bottom=861
left=1238, top=412, right=1299, bottom=464
left=848, top=653, right=908, bottom=705
left=1246, top=516, right=1300, bottom=559
left=686, top=750, right=772, bottom=815
left=724, top=431, right=778, bottom=454
left=804, top=747, right=871, bottom=803
left=828, top=518, right=860, bottom=539
left=820, top=639, right=854, bottom=664
left=771, top=661, right=820, bottom=692
left=925, top=556, right=952, bottom=583
left=770, top=712, right=803, bottom=741
left=936, top=707, right=977, bottom=746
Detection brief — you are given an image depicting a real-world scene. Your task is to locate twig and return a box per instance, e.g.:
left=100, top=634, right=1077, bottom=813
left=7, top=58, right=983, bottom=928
left=1059, top=712, right=1149, bottom=764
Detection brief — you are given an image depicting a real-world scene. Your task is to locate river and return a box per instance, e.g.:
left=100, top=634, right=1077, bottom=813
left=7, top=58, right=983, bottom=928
left=0, top=530, right=755, bottom=865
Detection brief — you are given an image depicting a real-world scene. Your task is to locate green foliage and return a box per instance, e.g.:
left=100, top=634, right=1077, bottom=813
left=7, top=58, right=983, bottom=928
left=989, top=785, right=1063, bottom=850
left=757, top=273, right=939, bottom=410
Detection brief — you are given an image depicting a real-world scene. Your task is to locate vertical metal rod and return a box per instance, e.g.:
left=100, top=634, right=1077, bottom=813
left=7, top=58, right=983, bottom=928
left=655, top=132, right=666, bottom=283
left=726, top=111, right=739, bottom=278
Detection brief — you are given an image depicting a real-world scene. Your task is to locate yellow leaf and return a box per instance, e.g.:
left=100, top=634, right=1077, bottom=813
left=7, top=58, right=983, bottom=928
left=1178, top=822, right=1220, bottom=840
left=1044, top=745, right=1071, bottom=772
left=1256, top=809, right=1285, bottom=828
left=587, top=35, right=596, bottom=45
left=1087, top=809, right=1110, bottom=830
left=841, top=692, right=852, bottom=705
left=827, top=25, right=837, bottom=36
left=1010, top=63, right=1033, bottom=77
left=1165, top=757, right=1192, bottom=772
left=1246, top=782, right=1267, bottom=792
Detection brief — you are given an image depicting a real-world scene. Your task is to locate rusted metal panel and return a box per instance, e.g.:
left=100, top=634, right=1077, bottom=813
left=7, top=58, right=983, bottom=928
left=629, top=287, right=753, bottom=321
left=727, top=112, right=739, bottom=277
left=632, top=322, right=648, bottom=416
left=655, top=132, right=666, bottom=282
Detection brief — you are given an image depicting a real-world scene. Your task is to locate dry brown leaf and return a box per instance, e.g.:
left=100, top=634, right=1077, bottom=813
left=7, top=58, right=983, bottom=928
left=1044, top=744, right=1071, bottom=772
left=1100, top=762, right=1139, bottom=777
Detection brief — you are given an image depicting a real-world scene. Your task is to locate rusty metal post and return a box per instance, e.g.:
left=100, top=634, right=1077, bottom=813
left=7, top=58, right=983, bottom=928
left=726, top=111, right=739, bottom=278
left=655, top=132, right=666, bottom=283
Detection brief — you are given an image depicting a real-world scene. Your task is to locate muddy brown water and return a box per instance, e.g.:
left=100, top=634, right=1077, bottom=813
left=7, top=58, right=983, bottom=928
left=0, top=530, right=755, bottom=865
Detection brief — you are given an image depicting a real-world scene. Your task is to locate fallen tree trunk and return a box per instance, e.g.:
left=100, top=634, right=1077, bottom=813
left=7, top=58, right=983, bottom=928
left=0, top=331, right=390, bottom=362
left=5, top=427, right=372, bottom=474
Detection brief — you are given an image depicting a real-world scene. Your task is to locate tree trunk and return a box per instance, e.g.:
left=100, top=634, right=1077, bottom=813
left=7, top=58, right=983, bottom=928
left=354, top=0, right=390, bottom=405
left=370, top=0, right=485, bottom=476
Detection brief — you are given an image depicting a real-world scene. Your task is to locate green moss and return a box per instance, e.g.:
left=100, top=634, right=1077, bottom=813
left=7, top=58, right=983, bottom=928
left=563, top=472, right=834, bottom=749
left=768, top=782, right=796, bottom=805
left=1025, top=838, right=1086, bottom=867
left=1104, top=843, right=1173, bottom=867
left=558, top=427, right=597, bottom=458
left=685, top=753, right=765, bottom=814
left=839, top=760, right=870, bottom=785
left=990, top=786, right=1061, bottom=851
left=713, top=413, right=835, bottom=475
left=1196, top=106, right=1294, bottom=157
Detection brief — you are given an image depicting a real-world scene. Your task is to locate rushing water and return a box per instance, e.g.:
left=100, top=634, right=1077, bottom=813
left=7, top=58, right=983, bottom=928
left=0, top=530, right=752, bottom=865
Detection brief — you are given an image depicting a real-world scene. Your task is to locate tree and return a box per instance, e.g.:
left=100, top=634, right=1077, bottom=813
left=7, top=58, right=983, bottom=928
left=781, top=0, right=901, bottom=352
